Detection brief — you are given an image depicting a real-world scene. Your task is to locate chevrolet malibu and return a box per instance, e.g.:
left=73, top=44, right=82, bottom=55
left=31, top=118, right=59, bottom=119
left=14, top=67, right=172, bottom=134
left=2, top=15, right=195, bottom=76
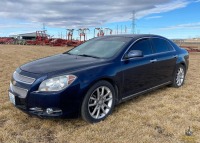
left=9, top=34, right=189, bottom=123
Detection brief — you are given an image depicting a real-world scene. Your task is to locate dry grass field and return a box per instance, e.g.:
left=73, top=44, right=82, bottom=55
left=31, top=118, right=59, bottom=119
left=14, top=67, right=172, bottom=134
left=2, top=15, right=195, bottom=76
left=0, top=44, right=200, bottom=143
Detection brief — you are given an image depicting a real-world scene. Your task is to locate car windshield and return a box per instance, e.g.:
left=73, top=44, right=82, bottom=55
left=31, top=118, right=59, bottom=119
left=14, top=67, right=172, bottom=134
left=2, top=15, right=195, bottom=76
left=66, top=37, right=132, bottom=58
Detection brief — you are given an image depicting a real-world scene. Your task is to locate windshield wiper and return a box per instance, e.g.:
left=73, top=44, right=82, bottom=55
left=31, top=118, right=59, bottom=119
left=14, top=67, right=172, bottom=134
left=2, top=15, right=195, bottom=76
left=77, top=54, right=100, bottom=59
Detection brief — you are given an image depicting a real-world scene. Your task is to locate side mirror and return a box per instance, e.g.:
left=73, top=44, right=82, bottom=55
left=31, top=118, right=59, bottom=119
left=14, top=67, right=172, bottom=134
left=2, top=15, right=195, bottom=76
left=124, top=50, right=143, bottom=59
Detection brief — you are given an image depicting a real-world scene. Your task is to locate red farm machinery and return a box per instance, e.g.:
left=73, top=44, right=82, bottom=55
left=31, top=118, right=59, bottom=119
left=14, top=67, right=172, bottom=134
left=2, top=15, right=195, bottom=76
left=94, top=28, right=112, bottom=37
left=0, top=37, right=14, bottom=44
left=67, top=28, right=90, bottom=47
left=49, top=29, right=74, bottom=47
left=0, top=27, right=114, bottom=47
left=78, top=28, right=90, bottom=42
left=181, top=46, right=200, bottom=52
left=26, top=31, right=50, bottom=46
left=67, top=29, right=74, bottom=41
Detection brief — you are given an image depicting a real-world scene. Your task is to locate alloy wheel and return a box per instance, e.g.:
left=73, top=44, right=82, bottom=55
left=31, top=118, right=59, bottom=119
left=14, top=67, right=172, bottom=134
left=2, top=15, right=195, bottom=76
left=88, top=86, right=113, bottom=119
left=176, top=67, right=185, bottom=86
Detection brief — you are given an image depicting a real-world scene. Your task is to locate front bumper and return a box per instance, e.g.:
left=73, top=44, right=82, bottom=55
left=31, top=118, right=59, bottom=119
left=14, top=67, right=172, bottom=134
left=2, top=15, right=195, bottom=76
left=9, top=87, right=82, bottom=118
left=9, top=90, right=64, bottom=118
left=8, top=69, right=83, bottom=118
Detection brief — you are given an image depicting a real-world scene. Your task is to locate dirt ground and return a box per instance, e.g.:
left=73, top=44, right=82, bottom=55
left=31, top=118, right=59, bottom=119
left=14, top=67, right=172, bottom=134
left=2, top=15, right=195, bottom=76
left=0, top=44, right=200, bottom=143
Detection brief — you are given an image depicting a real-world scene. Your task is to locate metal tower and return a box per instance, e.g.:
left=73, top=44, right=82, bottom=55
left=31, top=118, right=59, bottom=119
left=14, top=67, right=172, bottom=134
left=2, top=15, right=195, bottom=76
left=132, top=10, right=136, bottom=34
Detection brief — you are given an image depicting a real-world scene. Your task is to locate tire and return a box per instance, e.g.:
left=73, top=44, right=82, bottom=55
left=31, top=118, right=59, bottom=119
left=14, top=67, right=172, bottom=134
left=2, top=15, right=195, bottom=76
left=171, top=64, right=186, bottom=88
left=81, top=80, right=115, bottom=123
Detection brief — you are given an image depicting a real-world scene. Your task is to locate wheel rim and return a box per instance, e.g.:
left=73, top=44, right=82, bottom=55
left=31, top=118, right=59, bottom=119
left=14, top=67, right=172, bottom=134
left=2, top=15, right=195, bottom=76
left=176, top=67, right=185, bottom=86
left=88, top=86, right=113, bottom=119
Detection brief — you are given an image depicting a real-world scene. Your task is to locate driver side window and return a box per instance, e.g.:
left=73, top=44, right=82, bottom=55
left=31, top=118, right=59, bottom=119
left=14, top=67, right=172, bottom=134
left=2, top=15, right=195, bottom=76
left=130, top=38, right=153, bottom=56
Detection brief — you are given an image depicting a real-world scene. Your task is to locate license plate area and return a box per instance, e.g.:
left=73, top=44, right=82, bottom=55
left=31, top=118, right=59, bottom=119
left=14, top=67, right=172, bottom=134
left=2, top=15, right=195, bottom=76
left=9, top=92, right=16, bottom=105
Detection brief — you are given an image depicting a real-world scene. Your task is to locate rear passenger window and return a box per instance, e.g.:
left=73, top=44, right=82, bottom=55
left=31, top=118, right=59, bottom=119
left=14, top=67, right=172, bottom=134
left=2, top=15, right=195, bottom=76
left=167, top=41, right=175, bottom=51
left=131, top=39, right=153, bottom=55
left=151, top=38, right=174, bottom=53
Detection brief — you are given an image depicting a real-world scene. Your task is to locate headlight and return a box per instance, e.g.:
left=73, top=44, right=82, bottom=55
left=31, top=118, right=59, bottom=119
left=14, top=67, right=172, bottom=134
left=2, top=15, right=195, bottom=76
left=38, top=75, right=77, bottom=92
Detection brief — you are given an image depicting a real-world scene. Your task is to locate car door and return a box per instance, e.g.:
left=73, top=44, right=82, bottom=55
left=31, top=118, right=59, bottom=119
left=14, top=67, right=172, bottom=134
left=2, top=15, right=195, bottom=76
left=150, top=38, right=177, bottom=84
left=121, top=38, right=158, bottom=98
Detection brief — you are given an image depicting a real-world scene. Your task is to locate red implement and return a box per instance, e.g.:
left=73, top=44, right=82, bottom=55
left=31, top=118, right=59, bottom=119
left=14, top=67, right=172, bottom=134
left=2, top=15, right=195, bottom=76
left=181, top=46, right=200, bottom=52
left=26, top=31, right=50, bottom=46
left=0, top=37, right=14, bottom=44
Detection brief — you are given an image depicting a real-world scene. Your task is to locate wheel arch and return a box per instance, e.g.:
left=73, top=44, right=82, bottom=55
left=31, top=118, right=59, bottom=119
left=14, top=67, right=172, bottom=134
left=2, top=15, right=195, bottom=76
left=100, top=78, right=119, bottom=104
left=170, top=62, right=186, bottom=88
left=176, top=54, right=188, bottom=72
left=180, top=62, right=186, bottom=69
left=177, top=61, right=187, bottom=73
left=85, top=77, right=120, bottom=105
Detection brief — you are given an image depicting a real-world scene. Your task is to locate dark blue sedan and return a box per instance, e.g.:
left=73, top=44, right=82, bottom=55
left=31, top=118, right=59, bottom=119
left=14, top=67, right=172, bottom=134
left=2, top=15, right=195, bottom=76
left=9, top=34, right=189, bottom=123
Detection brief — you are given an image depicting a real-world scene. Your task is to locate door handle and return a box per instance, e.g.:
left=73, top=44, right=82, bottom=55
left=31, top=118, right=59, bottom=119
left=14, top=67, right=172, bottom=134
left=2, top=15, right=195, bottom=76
left=150, top=59, right=157, bottom=63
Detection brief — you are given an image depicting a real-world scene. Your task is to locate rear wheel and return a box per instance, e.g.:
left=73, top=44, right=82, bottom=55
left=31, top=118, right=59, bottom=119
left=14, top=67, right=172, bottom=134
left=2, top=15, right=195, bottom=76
left=171, top=65, right=186, bottom=88
left=81, top=81, right=115, bottom=123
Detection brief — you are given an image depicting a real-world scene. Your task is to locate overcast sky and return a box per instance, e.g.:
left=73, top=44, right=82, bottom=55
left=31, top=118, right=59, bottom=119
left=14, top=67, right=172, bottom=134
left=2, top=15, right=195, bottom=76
left=0, top=0, right=200, bottom=39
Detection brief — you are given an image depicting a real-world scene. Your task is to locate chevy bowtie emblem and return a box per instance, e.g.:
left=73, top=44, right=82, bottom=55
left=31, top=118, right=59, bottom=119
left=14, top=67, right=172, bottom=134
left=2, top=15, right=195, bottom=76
left=13, top=80, right=17, bottom=86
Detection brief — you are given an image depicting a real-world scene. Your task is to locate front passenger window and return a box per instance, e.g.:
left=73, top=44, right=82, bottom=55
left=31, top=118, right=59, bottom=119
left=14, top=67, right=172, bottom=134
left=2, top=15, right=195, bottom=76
left=130, top=39, right=153, bottom=56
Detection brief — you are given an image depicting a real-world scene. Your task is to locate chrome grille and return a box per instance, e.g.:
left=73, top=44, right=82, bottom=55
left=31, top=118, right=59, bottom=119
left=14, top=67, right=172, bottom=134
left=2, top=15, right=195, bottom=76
left=10, top=82, right=28, bottom=98
left=13, top=71, right=35, bottom=84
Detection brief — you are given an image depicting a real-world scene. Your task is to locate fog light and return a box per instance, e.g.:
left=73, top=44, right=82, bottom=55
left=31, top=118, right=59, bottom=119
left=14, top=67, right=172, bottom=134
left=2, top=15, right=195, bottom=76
left=46, top=108, right=54, bottom=114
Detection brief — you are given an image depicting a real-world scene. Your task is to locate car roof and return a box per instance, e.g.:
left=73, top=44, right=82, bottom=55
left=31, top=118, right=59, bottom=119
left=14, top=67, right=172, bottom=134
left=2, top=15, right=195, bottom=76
left=102, top=34, right=166, bottom=39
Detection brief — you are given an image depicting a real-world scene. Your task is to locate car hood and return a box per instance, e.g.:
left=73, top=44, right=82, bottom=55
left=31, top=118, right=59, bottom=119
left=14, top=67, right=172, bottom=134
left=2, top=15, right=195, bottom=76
left=20, top=54, right=106, bottom=74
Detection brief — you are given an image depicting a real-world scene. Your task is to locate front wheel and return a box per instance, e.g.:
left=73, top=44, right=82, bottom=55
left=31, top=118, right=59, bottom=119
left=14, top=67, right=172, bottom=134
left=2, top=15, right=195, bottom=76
left=171, top=65, right=186, bottom=88
left=81, top=81, right=115, bottom=123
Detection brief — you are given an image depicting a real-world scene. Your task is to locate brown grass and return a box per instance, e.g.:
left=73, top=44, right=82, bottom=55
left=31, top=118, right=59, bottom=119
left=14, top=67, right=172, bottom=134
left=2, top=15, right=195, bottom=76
left=0, top=44, right=200, bottom=143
